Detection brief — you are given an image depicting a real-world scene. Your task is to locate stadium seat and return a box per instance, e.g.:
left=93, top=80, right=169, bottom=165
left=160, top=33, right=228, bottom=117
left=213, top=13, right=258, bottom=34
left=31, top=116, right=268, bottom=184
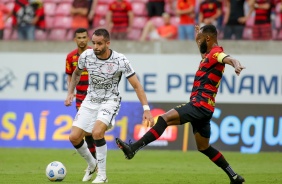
left=127, top=28, right=142, bottom=40
left=60, top=0, right=73, bottom=3
left=53, top=16, right=72, bottom=29
left=170, top=16, right=180, bottom=27
left=245, top=15, right=254, bottom=27
left=45, top=16, right=54, bottom=29
left=66, top=29, right=74, bottom=41
left=150, top=16, right=164, bottom=28
left=95, top=4, right=109, bottom=17
left=48, top=28, right=67, bottom=41
left=242, top=27, right=252, bottom=40
left=97, top=0, right=113, bottom=5
left=4, top=17, right=12, bottom=28
left=55, top=2, right=72, bottom=16
left=93, top=16, right=107, bottom=28
left=274, top=16, right=282, bottom=40
left=0, top=0, right=11, bottom=4
left=275, top=16, right=281, bottom=29
left=5, top=2, right=14, bottom=11
left=44, top=2, right=57, bottom=17
left=3, top=28, right=12, bottom=40
left=10, top=29, right=18, bottom=40
left=242, top=15, right=254, bottom=40
left=131, top=2, right=147, bottom=16
left=132, top=16, right=148, bottom=29
left=35, top=29, right=48, bottom=40
left=42, top=0, right=60, bottom=3
left=165, top=1, right=175, bottom=16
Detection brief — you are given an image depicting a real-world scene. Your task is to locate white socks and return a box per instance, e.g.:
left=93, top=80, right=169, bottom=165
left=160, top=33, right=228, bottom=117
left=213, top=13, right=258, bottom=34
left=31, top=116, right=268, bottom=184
left=96, top=144, right=107, bottom=175
left=76, top=140, right=97, bottom=169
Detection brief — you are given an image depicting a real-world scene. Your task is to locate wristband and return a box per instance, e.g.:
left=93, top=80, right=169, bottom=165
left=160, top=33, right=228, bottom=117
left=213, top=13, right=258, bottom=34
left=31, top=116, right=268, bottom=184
left=143, top=105, right=150, bottom=111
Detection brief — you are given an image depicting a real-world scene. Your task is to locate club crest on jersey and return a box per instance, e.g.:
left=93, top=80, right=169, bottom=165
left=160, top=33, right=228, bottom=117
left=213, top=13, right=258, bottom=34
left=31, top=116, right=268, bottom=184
left=107, top=63, right=114, bottom=73
left=212, top=52, right=219, bottom=60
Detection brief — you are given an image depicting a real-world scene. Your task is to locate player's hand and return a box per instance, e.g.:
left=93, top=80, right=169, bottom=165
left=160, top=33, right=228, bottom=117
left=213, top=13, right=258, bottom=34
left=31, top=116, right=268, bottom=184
left=64, top=93, right=75, bottom=106
left=234, top=60, right=246, bottom=76
left=142, top=110, right=154, bottom=127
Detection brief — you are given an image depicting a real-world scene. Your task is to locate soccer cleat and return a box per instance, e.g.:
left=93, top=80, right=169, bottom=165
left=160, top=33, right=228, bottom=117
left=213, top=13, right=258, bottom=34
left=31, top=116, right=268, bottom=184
left=230, top=174, right=245, bottom=184
left=115, top=138, right=135, bottom=160
left=82, top=165, right=97, bottom=182
left=92, top=174, right=108, bottom=183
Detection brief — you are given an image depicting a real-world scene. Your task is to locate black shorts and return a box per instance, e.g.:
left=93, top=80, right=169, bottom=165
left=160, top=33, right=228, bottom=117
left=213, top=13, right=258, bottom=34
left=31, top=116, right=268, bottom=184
left=174, top=102, right=213, bottom=138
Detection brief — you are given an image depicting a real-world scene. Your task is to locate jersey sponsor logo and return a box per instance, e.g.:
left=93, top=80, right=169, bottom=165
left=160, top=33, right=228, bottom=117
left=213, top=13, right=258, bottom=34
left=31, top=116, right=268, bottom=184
left=91, top=76, right=112, bottom=89
left=96, top=83, right=112, bottom=89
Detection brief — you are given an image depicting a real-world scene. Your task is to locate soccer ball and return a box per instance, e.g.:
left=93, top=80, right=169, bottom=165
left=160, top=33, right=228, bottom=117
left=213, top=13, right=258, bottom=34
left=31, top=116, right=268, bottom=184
left=46, top=161, right=67, bottom=182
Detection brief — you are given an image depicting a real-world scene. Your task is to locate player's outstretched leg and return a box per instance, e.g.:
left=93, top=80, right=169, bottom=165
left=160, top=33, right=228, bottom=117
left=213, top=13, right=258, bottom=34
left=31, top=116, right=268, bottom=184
left=116, top=116, right=168, bottom=159
left=115, top=138, right=135, bottom=159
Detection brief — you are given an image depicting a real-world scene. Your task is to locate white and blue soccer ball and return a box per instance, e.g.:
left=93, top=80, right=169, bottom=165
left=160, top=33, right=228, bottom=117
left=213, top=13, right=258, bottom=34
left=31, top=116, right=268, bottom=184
left=46, top=161, right=67, bottom=182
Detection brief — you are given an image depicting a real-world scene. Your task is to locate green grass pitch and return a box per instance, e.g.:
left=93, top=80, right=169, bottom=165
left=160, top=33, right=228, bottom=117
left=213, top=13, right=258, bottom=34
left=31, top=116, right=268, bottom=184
left=0, top=148, right=281, bottom=184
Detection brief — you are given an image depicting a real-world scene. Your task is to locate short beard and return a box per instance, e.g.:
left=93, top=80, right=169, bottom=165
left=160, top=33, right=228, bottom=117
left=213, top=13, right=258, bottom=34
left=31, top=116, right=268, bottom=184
left=95, top=47, right=106, bottom=56
left=200, top=40, right=208, bottom=54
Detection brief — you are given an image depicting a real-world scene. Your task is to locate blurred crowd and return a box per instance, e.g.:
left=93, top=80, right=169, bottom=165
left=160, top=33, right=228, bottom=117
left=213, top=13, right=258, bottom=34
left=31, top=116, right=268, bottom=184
left=1, top=0, right=282, bottom=41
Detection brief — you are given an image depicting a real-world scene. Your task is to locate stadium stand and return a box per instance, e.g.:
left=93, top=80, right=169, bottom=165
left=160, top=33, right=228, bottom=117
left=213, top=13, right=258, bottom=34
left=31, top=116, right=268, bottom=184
left=2, top=0, right=282, bottom=41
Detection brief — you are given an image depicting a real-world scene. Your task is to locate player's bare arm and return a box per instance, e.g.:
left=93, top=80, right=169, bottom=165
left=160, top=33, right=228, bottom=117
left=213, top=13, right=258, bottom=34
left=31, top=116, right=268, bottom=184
left=127, top=74, right=154, bottom=127
left=223, top=56, right=246, bottom=76
left=64, top=68, right=83, bottom=106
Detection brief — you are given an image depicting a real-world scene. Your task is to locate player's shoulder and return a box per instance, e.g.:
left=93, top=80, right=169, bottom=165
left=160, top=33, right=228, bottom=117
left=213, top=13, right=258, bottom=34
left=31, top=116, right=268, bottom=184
left=112, top=50, right=126, bottom=59
left=210, top=46, right=224, bottom=54
left=81, top=48, right=94, bottom=58
left=66, top=48, right=79, bottom=58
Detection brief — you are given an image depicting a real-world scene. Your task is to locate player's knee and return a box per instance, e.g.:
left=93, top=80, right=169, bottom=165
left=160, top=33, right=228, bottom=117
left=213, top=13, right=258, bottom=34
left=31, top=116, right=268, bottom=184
left=69, top=133, right=81, bottom=145
left=197, top=145, right=209, bottom=152
left=92, top=129, right=104, bottom=140
left=196, top=142, right=210, bottom=151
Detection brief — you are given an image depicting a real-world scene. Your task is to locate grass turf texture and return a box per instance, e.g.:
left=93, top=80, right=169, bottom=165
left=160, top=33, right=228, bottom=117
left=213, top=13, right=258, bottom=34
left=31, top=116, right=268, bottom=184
left=0, top=148, right=281, bottom=184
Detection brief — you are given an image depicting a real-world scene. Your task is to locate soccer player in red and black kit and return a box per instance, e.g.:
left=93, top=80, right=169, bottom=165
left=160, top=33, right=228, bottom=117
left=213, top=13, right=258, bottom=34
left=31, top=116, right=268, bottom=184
left=65, top=28, right=97, bottom=181
left=116, top=24, right=246, bottom=184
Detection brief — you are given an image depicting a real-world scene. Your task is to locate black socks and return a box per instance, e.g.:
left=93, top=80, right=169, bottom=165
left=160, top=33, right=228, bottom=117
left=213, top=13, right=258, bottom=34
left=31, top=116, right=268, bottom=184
left=132, top=116, right=168, bottom=152
left=200, top=146, right=237, bottom=180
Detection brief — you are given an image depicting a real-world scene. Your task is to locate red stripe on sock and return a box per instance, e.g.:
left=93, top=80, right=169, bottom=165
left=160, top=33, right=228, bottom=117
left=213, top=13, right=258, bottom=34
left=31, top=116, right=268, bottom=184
left=211, top=152, right=222, bottom=162
left=89, top=147, right=95, bottom=153
left=150, top=129, right=160, bottom=139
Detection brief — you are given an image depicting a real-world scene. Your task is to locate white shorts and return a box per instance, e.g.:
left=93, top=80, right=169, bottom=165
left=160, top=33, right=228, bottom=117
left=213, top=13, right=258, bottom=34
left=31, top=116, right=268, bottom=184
left=72, top=98, right=121, bottom=133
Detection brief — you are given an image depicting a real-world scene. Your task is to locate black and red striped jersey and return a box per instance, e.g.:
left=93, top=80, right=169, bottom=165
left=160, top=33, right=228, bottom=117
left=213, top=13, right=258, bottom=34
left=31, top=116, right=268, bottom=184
left=190, top=46, right=226, bottom=112
left=254, top=0, right=272, bottom=24
left=65, top=48, right=90, bottom=108
left=199, top=0, right=221, bottom=19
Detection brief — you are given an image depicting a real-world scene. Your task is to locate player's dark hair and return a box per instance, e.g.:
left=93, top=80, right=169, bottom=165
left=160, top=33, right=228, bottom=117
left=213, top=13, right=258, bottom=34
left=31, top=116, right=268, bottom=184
left=93, top=28, right=110, bottom=41
left=74, top=28, right=88, bottom=37
left=201, top=24, right=217, bottom=38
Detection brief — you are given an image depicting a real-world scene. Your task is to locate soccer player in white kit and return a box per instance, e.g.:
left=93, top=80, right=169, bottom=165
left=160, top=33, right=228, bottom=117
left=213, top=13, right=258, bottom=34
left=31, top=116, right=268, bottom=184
left=64, top=28, right=154, bottom=183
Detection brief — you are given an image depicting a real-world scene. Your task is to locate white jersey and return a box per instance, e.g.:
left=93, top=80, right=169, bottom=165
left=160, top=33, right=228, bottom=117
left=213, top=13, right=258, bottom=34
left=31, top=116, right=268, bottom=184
left=78, top=49, right=135, bottom=104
